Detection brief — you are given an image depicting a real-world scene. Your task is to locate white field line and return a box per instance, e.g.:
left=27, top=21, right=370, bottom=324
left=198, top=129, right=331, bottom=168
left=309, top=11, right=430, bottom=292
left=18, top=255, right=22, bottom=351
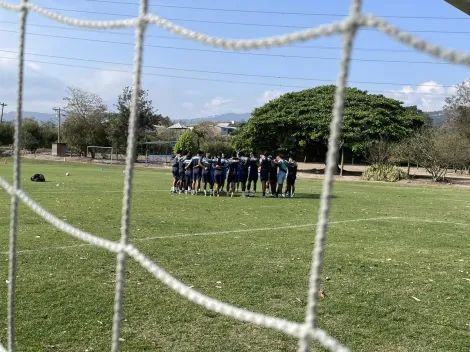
left=0, top=216, right=467, bottom=256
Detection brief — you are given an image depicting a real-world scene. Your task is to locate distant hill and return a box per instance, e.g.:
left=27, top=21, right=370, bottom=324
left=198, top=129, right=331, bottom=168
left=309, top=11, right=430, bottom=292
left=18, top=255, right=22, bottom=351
left=183, top=112, right=251, bottom=125
left=2, top=111, right=57, bottom=122
left=425, top=110, right=446, bottom=126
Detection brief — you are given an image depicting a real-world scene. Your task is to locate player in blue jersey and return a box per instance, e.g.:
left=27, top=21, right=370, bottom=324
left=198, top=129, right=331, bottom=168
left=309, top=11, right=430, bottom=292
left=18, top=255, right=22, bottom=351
left=286, top=156, right=298, bottom=198
left=201, top=153, right=215, bottom=196
left=183, top=152, right=193, bottom=194
left=238, top=152, right=250, bottom=197
left=227, top=153, right=240, bottom=197
left=213, top=154, right=227, bottom=197
left=268, top=156, right=278, bottom=198
left=177, top=151, right=186, bottom=193
left=247, top=153, right=259, bottom=197
left=220, top=153, right=228, bottom=193
left=273, top=154, right=288, bottom=197
left=191, top=150, right=204, bottom=195
left=170, top=150, right=181, bottom=193
left=259, top=154, right=271, bottom=198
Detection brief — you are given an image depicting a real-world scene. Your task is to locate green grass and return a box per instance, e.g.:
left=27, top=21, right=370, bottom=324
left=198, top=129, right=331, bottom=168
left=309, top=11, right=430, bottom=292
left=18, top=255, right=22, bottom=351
left=0, top=159, right=469, bottom=351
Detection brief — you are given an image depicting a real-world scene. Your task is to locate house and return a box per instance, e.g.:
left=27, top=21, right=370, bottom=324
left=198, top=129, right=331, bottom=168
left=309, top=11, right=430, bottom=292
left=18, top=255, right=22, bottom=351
left=215, top=122, right=237, bottom=136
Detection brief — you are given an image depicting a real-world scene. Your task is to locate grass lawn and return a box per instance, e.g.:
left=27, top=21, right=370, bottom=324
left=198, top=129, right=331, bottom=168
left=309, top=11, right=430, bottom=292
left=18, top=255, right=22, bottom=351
left=0, top=159, right=469, bottom=351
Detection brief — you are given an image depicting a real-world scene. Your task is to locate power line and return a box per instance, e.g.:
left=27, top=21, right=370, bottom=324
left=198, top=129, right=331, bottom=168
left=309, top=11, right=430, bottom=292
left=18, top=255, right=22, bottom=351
left=0, top=22, right=418, bottom=53
left=39, top=7, right=470, bottom=34
left=0, top=29, right=456, bottom=65
left=78, top=0, right=470, bottom=20
left=0, top=55, right=453, bottom=96
left=0, top=49, right=458, bottom=89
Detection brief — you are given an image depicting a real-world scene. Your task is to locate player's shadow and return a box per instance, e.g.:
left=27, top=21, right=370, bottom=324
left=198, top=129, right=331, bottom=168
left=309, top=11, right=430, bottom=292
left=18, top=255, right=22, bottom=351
left=286, top=193, right=337, bottom=199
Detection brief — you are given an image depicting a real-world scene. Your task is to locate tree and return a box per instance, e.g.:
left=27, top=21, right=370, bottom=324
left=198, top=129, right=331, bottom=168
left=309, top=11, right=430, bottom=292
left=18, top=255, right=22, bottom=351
left=38, top=120, right=57, bottom=147
left=173, top=131, right=196, bottom=154
left=0, top=122, right=14, bottom=145
left=365, top=139, right=395, bottom=166
left=22, top=118, right=42, bottom=152
left=444, top=79, right=470, bottom=139
left=396, top=127, right=470, bottom=181
left=61, top=87, right=108, bottom=156
left=106, top=86, right=165, bottom=153
left=233, top=85, right=426, bottom=160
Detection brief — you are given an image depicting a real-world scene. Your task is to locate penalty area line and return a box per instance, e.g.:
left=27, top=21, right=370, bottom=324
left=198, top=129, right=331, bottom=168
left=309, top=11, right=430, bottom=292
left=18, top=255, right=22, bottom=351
left=0, top=216, right=467, bottom=256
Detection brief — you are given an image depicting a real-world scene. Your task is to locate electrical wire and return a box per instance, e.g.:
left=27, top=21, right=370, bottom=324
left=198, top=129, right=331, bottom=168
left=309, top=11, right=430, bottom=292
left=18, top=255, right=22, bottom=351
left=0, top=29, right=457, bottom=65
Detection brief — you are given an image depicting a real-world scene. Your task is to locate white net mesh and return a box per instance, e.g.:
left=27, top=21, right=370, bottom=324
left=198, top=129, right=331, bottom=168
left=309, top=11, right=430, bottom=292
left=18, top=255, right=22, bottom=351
left=0, top=0, right=468, bottom=351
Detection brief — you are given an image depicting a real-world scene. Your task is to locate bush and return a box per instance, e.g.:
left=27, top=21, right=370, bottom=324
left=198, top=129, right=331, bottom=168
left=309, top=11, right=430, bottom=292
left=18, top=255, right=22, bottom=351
left=201, top=141, right=233, bottom=156
left=362, top=164, right=408, bottom=182
left=173, top=131, right=196, bottom=154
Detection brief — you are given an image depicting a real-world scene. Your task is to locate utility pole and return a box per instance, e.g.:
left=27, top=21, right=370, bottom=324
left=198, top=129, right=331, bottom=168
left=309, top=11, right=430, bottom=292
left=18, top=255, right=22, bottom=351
left=0, top=102, right=7, bottom=123
left=53, top=107, right=61, bottom=143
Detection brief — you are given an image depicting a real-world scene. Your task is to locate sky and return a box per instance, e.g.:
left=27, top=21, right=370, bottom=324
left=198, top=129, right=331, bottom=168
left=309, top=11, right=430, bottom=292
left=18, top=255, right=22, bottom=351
left=1, top=0, right=470, bottom=120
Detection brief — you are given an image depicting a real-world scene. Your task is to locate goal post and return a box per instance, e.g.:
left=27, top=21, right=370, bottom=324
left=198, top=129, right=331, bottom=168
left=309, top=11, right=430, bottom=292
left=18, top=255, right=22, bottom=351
left=87, top=146, right=114, bottom=163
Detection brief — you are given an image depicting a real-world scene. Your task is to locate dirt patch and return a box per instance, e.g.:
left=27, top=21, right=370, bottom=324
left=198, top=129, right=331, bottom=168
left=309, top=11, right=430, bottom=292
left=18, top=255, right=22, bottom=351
left=15, top=152, right=470, bottom=188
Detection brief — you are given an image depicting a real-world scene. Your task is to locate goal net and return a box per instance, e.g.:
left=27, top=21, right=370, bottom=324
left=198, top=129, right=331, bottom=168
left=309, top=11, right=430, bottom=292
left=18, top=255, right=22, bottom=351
left=87, top=145, right=114, bottom=163
left=0, top=0, right=468, bottom=351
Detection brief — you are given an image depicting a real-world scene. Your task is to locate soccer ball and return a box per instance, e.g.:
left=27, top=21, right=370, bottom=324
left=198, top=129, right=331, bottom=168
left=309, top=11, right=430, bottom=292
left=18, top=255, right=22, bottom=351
left=56, top=184, right=59, bottom=187
left=66, top=173, right=69, bottom=176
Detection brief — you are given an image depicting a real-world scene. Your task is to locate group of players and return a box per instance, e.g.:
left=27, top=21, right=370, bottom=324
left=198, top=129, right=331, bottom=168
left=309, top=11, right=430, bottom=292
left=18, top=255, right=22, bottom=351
left=170, top=150, right=298, bottom=198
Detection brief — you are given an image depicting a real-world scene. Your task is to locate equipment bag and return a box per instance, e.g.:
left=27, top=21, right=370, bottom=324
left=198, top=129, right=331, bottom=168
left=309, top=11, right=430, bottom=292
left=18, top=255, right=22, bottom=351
left=30, top=174, right=45, bottom=182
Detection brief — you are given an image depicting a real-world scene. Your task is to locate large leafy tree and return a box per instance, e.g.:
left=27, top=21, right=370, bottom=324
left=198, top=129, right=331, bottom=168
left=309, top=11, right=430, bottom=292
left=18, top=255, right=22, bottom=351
left=107, top=86, right=169, bottom=153
left=61, top=87, right=108, bottom=156
left=233, top=85, right=426, bottom=158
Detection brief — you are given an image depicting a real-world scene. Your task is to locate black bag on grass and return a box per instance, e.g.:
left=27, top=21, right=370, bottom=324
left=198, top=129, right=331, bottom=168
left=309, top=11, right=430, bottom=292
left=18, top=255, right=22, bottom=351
left=30, top=174, right=45, bottom=182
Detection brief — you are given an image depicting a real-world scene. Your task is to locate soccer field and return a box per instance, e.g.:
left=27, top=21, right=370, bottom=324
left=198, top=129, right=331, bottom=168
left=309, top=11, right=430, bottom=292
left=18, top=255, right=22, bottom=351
left=0, top=159, right=468, bottom=351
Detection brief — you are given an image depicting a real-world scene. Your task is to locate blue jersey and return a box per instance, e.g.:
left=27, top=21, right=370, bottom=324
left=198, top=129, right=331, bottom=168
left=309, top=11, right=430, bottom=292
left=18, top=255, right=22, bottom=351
left=239, top=157, right=250, bottom=174
left=228, top=158, right=240, bottom=175
left=191, top=155, right=203, bottom=170
left=249, top=158, right=259, bottom=176
left=183, top=157, right=192, bottom=171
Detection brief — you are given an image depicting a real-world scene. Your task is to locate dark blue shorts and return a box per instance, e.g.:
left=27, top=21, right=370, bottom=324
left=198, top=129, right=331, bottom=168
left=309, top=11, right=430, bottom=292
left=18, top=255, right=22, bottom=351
left=228, top=173, right=238, bottom=184
left=214, top=172, right=224, bottom=185
left=178, top=170, right=185, bottom=180
left=193, top=169, right=202, bottom=181
left=287, top=175, right=296, bottom=186
left=260, top=169, right=269, bottom=181
left=185, top=171, right=193, bottom=183
left=202, top=172, right=213, bottom=184
left=172, top=168, right=179, bottom=179
left=239, top=173, right=248, bottom=183
left=248, top=173, right=258, bottom=181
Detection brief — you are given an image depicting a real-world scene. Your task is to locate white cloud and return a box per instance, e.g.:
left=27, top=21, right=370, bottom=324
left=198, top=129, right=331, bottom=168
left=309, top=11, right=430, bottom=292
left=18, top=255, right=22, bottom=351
left=199, top=96, right=242, bottom=117
left=385, top=81, right=456, bottom=111
left=257, top=90, right=284, bottom=105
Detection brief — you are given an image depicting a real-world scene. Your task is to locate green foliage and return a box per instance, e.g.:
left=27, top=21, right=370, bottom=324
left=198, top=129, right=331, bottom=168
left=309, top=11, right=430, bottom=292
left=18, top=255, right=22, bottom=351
left=174, top=131, right=196, bottom=154
left=0, top=122, right=14, bottom=145
left=201, top=141, right=233, bottom=156
left=62, top=87, right=108, bottom=155
left=106, top=86, right=168, bottom=153
left=20, top=118, right=58, bottom=151
left=234, top=85, right=426, bottom=156
left=362, top=165, right=408, bottom=182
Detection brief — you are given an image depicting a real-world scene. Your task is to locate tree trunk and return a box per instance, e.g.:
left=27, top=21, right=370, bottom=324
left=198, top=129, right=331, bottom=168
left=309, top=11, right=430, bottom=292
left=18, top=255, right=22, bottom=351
left=407, top=161, right=410, bottom=176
